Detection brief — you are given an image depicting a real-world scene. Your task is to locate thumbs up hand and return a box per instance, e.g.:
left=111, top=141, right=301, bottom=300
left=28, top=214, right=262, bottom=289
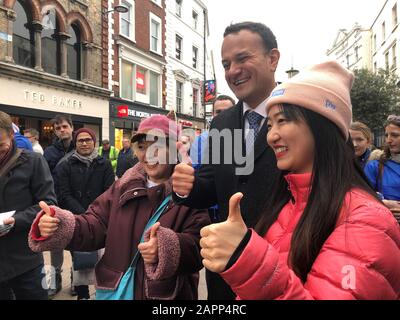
left=138, top=222, right=160, bottom=264
left=38, top=201, right=60, bottom=238
left=200, top=193, right=248, bottom=273
left=172, top=142, right=195, bottom=197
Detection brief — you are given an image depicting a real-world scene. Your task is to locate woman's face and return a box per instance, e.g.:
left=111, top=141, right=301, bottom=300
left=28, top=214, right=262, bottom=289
left=267, top=105, right=315, bottom=174
left=349, top=129, right=370, bottom=157
left=134, top=138, right=174, bottom=183
left=385, top=123, right=400, bottom=155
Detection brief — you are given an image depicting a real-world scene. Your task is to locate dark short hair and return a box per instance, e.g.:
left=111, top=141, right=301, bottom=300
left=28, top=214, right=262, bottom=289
left=52, top=114, right=73, bottom=128
left=213, top=95, right=235, bottom=108
left=224, top=22, right=278, bottom=52
left=102, top=139, right=110, bottom=144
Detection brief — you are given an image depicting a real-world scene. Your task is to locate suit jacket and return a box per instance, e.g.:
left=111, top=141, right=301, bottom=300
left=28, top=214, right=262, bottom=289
left=174, top=101, right=279, bottom=300
left=177, top=101, right=279, bottom=228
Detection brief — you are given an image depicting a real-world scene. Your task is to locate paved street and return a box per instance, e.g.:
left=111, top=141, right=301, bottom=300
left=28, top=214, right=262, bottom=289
left=43, top=251, right=207, bottom=300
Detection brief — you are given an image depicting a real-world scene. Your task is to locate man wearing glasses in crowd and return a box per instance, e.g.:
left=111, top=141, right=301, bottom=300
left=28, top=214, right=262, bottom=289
left=24, top=128, right=44, bottom=155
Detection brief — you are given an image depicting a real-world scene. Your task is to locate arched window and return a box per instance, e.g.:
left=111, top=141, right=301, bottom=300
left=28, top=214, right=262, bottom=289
left=13, top=0, right=35, bottom=68
left=67, top=25, right=81, bottom=80
left=41, top=9, right=61, bottom=75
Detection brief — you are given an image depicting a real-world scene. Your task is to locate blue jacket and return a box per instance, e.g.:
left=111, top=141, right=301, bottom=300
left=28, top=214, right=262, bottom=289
left=364, top=159, right=400, bottom=200
left=14, top=132, right=33, bottom=151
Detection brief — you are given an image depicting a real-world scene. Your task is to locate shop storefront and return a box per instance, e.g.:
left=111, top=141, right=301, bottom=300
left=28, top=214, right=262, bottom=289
left=0, top=65, right=110, bottom=149
left=109, top=97, right=168, bottom=150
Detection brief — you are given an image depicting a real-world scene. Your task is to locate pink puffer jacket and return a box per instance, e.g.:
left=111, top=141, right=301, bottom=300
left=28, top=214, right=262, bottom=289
left=221, top=173, right=400, bottom=299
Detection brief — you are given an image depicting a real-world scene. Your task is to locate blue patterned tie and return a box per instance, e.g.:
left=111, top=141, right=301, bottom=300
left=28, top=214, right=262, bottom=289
left=246, top=111, right=264, bottom=155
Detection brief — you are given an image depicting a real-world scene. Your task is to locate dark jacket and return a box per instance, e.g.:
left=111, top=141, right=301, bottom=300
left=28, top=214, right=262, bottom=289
left=55, top=154, right=115, bottom=214
left=44, top=138, right=75, bottom=175
left=0, top=148, right=57, bottom=282
left=116, top=147, right=138, bottom=178
left=29, top=164, right=210, bottom=300
left=174, top=101, right=280, bottom=299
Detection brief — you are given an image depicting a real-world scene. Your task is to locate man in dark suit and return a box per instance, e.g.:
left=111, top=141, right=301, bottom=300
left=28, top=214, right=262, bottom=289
left=172, top=22, right=281, bottom=300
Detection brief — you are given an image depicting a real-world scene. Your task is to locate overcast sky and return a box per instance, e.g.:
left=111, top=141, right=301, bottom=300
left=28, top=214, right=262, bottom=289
left=203, top=0, right=384, bottom=97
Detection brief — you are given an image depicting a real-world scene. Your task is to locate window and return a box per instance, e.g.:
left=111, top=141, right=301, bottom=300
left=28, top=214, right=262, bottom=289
left=136, top=67, right=146, bottom=95
left=151, top=0, right=161, bottom=6
left=373, top=34, right=377, bottom=52
left=176, top=0, right=182, bottom=17
left=392, top=43, right=397, bottom=69
left=176, top=81, right=183, bottom=113
left=120, top=1, right=134, bottom=40
left=121, top=60, right=133, bottom=100
left=355, top=46, right=359, bottom=61
left=393, top=4, right=398, bottom=28
left=346, top=54, right=350, bottom=67
left=150, top=14, right=161, bottom=54
left=41, top=9, right=61, bottom=75
left=192, top=46, right=198, bottom=69
left=374, top=61, right=377, bottom=72
left=66, top=25, right=82, bottom=80
left=193, top=88, right=199, bottom=116
left=13, top=0, right=35, bottom=68
left=382, top=21, right=386, bottom=42
left=150, top=71, right=159, bottom=106
left=385, top=51, right=390, bottom=70
left=176, top=35, right=182, bottom=60
left=192, top=10, right=198, bottom=30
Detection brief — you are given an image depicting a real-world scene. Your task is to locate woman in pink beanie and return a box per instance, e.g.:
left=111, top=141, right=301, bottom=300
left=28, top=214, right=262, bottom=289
left=200, top=61, right=400, bottom=299
left=28, top=114, right=210, bottom=300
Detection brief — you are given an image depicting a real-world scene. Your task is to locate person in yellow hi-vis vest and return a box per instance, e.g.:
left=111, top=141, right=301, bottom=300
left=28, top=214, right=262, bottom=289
left=98, top=139, right=119, bottom=173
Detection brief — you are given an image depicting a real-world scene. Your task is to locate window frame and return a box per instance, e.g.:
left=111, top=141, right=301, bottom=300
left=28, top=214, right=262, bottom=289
left=192, top=10, right=198, bottom=30
left=151, top=0, right=162, bottom=7
left=175, top=34, right=183, bottom=60
left=392, top=43, right=397, bottom=70
left=192, top=45, right=198, bottom=69
left=192, top=87, right=199, bottom=116
left=176, top=80, right=183, bottom=113
left=120, top=0, right=135, bottom=41
left=176, top=0, right=182, bottom=17
left=393, top=4, right=398, bottom=29
left=149, top=13, right=162, bottom=55
left=13, top=0, right=35, bottom=69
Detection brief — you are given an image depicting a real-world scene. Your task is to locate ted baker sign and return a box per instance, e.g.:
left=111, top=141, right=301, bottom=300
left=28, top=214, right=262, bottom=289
left=23, top=90, right=83, bottom=110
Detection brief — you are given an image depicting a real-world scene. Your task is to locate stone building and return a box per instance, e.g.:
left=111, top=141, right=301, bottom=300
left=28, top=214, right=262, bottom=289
left=0, top=0, right=110, bottom=147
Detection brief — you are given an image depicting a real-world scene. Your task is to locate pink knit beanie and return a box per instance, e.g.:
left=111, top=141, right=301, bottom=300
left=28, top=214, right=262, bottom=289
left=266, top=61, right=354, bottom=139
left=131, top=115, right=180, bottom=143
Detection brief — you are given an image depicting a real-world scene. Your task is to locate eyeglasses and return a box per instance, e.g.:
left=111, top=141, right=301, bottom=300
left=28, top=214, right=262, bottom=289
left=387, top=115, right=400, bottom=122
left=76, top=138, right=94, bottom=145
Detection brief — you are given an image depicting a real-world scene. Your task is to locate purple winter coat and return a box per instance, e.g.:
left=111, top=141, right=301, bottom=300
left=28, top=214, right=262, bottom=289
left=29, top=164, right=210, bottom=300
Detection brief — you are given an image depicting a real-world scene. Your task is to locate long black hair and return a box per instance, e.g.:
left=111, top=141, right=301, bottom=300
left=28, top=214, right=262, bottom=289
left=255, top=104, right=379, bottom=282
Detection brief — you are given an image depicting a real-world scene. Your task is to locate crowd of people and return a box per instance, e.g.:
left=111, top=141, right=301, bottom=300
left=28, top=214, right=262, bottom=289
left=0, top=21, right=399, bottom=301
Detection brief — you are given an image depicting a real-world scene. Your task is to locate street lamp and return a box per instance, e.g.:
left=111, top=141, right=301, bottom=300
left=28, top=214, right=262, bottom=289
left=286, top=66, right=299, bottom=79
left=103, top=5, right=128, bottom=15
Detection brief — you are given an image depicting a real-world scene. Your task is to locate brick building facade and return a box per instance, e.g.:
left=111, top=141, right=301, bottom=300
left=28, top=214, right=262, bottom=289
left=106, top=0, right=168, bottom=148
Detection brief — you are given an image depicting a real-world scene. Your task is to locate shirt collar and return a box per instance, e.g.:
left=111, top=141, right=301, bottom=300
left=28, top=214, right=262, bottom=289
left=242, top=96, right=269, bottom=119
